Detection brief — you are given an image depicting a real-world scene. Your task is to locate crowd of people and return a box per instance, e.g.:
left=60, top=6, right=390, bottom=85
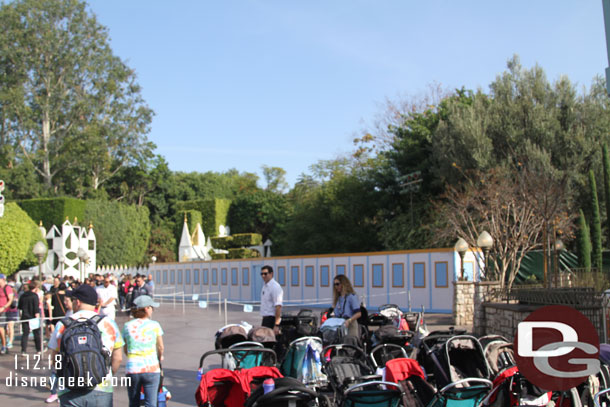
left=0, top=272, right=165, bottom=406
left=0, top=265, right=361, bottom=406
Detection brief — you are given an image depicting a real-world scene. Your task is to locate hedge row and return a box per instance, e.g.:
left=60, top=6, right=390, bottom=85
left=175, top=199, right=230, bottom=239
left=0, top=203, right=45, bottom=275
left=18, top=197, right=85, bottom=230
left=227, top=248, right=261, bottom=259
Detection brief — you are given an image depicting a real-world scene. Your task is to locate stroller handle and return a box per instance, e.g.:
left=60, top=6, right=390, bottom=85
left=594, top=388, right=610, bottom=407
left=228, top=341, right=264, bottom=349
left=439, top=378, right=493, bottom=394
left=345, top=380, right=401, bottom=393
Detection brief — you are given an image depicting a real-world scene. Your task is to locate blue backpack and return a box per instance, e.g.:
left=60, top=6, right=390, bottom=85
left=59, top=315, right=110, bottom=390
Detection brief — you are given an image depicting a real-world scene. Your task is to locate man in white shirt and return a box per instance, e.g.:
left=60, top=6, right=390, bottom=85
left=96, top=276, right=118, bottom=320
left=259, top=265, right=283, bottom=335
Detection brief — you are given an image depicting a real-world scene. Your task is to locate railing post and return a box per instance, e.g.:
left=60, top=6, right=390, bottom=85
left=182, top=292, right=185, bottom=314
left=224, top=298, right=228, bottom=326
left=173, top=290, right=176, bottom=309
left=218, top=292, right=221, bottom=316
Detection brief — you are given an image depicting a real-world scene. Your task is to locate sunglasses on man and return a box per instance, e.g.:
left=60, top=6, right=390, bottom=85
left=260, top=272, right=268, bottom=276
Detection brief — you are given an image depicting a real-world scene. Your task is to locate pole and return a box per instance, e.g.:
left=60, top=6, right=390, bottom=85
left=206, top=290, right=209, bottom=312
left=173, top=290, right=176, bottom=310
left=182, top=292, right=185, bottom=314
left=218, top=293, right=221, bottom=316
left=224, top=298, right=228, bottom=326
left=38, top=258, right=44, bottom=357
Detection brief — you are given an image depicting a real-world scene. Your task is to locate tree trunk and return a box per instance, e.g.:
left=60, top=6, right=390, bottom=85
left=42, top=109, right=52, bottom=189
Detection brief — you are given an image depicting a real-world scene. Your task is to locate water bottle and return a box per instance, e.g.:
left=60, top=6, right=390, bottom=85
left=263, top=378, right=275, bottom=394
left=197, top=367, right=203, bottom=381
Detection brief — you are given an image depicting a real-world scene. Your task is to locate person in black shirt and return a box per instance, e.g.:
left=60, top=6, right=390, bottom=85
left=128, top=275, right=150, bottom=309
left=18, top=281, right=42, bottom=354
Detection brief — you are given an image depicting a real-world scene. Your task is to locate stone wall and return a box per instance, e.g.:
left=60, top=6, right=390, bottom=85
left=453, top=281, right=475, bottom=326
left=473, top=281, right=503, bottom=336
left=480, top=303, right=538, bottom=341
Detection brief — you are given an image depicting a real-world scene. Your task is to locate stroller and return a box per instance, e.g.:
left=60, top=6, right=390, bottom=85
left=198, top=346, right=278, bottom=375
left=369, top=343, right=409, bottom=370
left=322, top=344, right=380, bottom=395
left=276, top=309, right=318, bottom=360
left=480, top=366, right=551, bottom=407
left=215, top=324, right=249, bottom=349
left=428, top=378, right=493, bottom=407
left=478, top=335, right=515, bottom=379
left=248, top=326, right=277, bottom=349
left=245, top=376, right=332, bottom=407
left=195, top=366, right=282, bottom=407
left=385, top=357, right=436, bottom=407
left=340, top=381, right=404, bottom=407
left=419, top=333, right=490, bottom=388
left=280, top=336, right=327, bottom=388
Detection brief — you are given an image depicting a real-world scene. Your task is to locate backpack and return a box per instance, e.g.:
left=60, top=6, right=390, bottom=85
left=58, top=314, right=111, bottom=390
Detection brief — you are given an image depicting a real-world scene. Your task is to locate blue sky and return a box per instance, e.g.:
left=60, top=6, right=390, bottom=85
left=87, top=1, right=607, bottom=187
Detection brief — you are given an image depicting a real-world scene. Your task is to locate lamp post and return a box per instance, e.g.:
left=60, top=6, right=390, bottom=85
left=477, top=231, right=494, bottom=280
left=77, top=247, right=89, bottom=282
left=454, top=238, right=469, bottom=280
left=151, top=255, right=157, bottom=265
left=553, top=238, right=564, bottom=287
left=32, top=241, right=47, bottom=281
left=58, top=255, right=65, bottom=279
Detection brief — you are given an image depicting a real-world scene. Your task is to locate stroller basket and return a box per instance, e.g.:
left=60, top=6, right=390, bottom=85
left=429, top=378, right=493, bottom=407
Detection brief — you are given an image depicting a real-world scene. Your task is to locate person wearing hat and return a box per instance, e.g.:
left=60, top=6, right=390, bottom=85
left=0, top=273, right=15, bottom=354
left=122, top=295, right=164, bottom=407
left=48, top=284, right=124, bottom=406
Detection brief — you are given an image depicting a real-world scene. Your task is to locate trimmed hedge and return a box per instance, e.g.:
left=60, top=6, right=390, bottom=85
left=227, top=248, right=261, bottom=259
left=18, top=197, right=86, bottom=230
left=232, top=233, right=262, bottom=247
left=210, top=252, right=227, bottom=260
left=210, top=236, right=233, bottom=250
left=0, top=202, right=44, bottom=275
left=175, top=199, right=230, bottom=238
left=84, top=200, right=150, bottom=266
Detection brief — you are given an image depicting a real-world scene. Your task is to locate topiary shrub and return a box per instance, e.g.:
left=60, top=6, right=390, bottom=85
left=227, top=248, right=261, bottom=259
left=211, top=236, right=233, bottom=250
left=210, top=252, right=227, bottom=260
left=232, top=233, right=262, bottom=247
left=84, top=200, right=150, bottom=266
left=175, top=199, right=231, bottom=238
left=0, top=202, right=45, bottom=275
left=18, top=197, right=86, bottom=230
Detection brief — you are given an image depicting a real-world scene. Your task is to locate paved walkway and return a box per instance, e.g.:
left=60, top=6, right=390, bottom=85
left=0, top=302, right=461, bottom=406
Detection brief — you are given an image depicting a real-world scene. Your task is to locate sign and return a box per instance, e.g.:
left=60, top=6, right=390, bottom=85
left=243, top=304, right=253, bottom=313
left=198, top=301, right=208, bottom=309
left=192, top=294, right=199, bottom=301
left=514, top=305, right=600, bottom=390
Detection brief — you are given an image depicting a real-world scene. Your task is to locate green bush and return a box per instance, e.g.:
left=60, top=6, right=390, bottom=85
left=210, top=252, right=227, bottom=260
left=232, top=233, right=262, bottom=247
left=211, top=236, right=233, bottom=250
left=175, top=199, right=231, bottom=238
left=0, top=203, right=44, bottom=275
left=84, top=200, right=150, bottom=266
left=227, top=248, right=261, bottom=259
left=18, top=197, right=86, bottom=230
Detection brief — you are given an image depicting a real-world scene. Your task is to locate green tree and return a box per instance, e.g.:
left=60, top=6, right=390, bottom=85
left=0, top=0, right=154, bottom=192
left=604, top=144, right=610, bottom=245
left=577, top=209, right=592, bottom=271
left=227, top=190, right=290, bottom=252
left=590, top=170, right=603, bottom=271
left=262, top=165, right=289, bottom=194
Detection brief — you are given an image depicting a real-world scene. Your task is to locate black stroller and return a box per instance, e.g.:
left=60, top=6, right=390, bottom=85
left=245, top=376, right=332, bottom=407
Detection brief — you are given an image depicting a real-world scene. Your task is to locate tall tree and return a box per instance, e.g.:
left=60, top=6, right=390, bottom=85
left=589, top=170, right=603, bottom=271
left=603, top=144, right=610, bottom=245
left=262, top=165, right=289, bottom=194
left=577, top=209, right=592, bottom=271
left=0, top=0, right=154, bottom=192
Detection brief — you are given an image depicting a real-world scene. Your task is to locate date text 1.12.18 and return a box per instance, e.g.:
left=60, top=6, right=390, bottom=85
left=14, top=353, right=62, bottom=370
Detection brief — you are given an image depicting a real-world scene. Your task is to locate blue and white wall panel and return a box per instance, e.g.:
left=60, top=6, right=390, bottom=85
left=152, top=248, right=482, bottom=314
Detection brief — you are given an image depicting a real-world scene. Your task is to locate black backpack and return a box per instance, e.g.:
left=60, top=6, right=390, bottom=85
left=59, top=315, right=111, bottom=390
